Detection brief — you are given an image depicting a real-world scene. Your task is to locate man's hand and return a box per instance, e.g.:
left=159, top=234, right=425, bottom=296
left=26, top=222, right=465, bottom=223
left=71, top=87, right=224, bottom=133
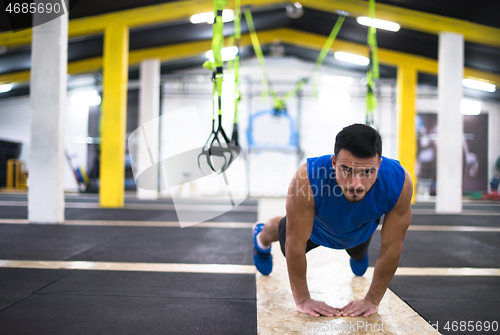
left=339, top=299, right=379, bottom=317
left=296, top=298, right=342, bottom=317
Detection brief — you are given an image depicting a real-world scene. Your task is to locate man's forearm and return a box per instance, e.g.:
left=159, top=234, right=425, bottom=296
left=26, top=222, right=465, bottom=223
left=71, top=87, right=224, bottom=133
left=364, top=246, right=402, bottom=305
left=286, top=246, right=310, bottom=305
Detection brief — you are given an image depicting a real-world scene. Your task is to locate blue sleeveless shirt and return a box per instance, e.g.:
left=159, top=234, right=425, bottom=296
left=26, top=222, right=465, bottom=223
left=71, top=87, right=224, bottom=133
left=306, top=155, right=405, bottom=249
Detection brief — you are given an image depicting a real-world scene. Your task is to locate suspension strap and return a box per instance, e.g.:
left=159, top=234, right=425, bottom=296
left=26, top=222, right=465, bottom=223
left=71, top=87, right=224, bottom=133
left=313, top=15, right=345, bottom=71
left=244, top=9, right=345, bottom=110
left=198, top=0, right=241, bottom=174
left=312, top=15, right=345, bottom=96
left=231, top=0, right=241, bottom=146
left=233, top=0, right=241, bottom=122
left=366, top=0, right=379, bottom=125
left=213, top=0, right=227, bottom=117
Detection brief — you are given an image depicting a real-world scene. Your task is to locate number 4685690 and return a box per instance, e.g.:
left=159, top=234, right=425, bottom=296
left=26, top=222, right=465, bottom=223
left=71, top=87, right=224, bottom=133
left=5, top=2, right=62, bottom=14
left=444, top=321, right=498, bottom=332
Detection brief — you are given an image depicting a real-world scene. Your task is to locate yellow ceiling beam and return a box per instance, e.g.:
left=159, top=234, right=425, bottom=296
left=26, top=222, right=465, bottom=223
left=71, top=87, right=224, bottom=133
left=0, top=57, right=104, bottom=85
left=1, top=28, right=499, bottom=87
left=463, top=68, right=500, bottom=86
left=0, top=30, right=32, bottom=48
left=1, top=0, right=500, bottom=49
left=68, top=57, right=103, bottom=76
left=129, top=40, right=212, bottom=65
left=67, top=0, right=282, bottom=38
left=0, top=35, right=252, bottom=85
left=0, top=0, right=281, bottom=48
left=269, top=29, right=440, bottom=75
left=300, top=0, right=500, bottom=48
left=0, top=70, right=30, bottom=85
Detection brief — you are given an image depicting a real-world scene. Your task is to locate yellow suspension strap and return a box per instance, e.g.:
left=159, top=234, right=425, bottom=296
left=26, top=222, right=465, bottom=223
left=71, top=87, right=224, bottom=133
left=282, top=15, right=344, bottom=111
left=231, top=0, right=241, bottom=147
left=244, top=10, right=344, bottom=113
left=199, top=0, right=239, bottom=173
left=244, top=8, right=274, bottom=104
left=312, top=15, right=345, bottom=97
left=244, top=9, right=292, bottom=113
left=271, top=78, right=306, bottom=115
left=366, top=0, right=379, bottom=126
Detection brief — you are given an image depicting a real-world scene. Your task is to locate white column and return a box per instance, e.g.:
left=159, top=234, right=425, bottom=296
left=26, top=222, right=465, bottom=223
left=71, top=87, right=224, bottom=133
left=436, top=32, right=463, bottom=213
left=28, top=11, right=68, bottom=223
left=136, top=59, right=160, bottom=199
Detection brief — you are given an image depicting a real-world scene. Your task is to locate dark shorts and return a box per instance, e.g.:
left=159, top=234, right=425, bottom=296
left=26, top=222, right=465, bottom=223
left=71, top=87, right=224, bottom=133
left=278, top=216, right=378, bottom=261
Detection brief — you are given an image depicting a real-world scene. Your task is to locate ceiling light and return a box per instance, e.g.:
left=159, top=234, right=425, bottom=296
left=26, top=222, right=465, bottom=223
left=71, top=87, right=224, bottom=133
left=334, top=52, right=370, bottom=66
left=461, top=99, right=481, bottom=115
left=205, top=46, right=238, bottom=62
left=71, top=89, right=101, bottom=107
left=190, top=9, right=234, bottom=24
left=0, top=84, right=13, bottom=93
left=356, top=17, right=400, bottom=32
left=462, top=79, right=496, bottom=92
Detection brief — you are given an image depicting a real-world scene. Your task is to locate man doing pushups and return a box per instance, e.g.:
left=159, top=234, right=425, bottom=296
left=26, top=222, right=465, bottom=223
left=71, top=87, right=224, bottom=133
left=252, top=124, right=413, bottom=317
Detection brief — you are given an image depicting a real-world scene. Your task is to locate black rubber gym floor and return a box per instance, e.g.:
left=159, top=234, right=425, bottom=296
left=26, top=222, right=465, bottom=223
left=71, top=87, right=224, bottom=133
left=0, top=293, right=256, bottom=335
left=0, top=224, right=254, bottom=264
left=0, top=205, right=258, bottom=222
left=410, top=214, right=500, bottom=227
left=0, top=268, right=256, bottom=335
left=413, top=202, right=500, bottom=213
left=0, top=193, right=259, bottom=205
left=0, top=193, right=499, bottom=334
left=0, top=193, right=258, bottom=334
left=371, top=210, right=500, bottom=334
left=369, top=230, right=499, bottom=268
left=389, top=277, right=500, bottom=335
left=0, top=193, right=259, bottom=223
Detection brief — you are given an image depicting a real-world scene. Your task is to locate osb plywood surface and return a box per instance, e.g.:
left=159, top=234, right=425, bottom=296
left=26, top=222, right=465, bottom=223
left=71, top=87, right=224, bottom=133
left=256, top=244, right=441, bottom=334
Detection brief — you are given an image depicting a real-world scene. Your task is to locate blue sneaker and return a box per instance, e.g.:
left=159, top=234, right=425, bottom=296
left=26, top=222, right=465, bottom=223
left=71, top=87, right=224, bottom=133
left=350, top=255, right=368, bottom=276
left=252, top=222, right=273, bottom=275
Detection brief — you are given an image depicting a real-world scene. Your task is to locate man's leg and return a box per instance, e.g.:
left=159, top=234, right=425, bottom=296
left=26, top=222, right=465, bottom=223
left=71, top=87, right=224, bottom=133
left=277, top=216, right=319, bottom=257
left=258, top=216, right=282, bottom=247
left=254, top=216, right=320, bottom=275
left=253, top=216, right=283, bottom=275
left=346, top=217, right=379, bottom=266
left=346, top=235, right=373, bottom=276
left=346, top=236, right=373, bottom=261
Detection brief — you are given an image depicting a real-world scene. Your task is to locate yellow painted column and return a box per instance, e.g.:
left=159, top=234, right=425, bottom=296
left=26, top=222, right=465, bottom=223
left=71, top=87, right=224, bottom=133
left=397, top=65, right=417, bottom=203
left=100, top=24, right=129, bottom=207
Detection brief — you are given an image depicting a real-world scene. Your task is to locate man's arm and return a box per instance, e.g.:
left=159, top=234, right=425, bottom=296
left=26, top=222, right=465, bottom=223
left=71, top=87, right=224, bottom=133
left=286, top=163, right=341, bottom=317
left=340, top=168, right=413, bottom=317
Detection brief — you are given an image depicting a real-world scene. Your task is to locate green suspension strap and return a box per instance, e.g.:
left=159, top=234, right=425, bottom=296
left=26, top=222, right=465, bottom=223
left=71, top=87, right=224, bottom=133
left=368, top=0, right=379, bottom=79
left=231, top=0, right=241, bottom=147
left=245, top=9, right=345, bottom=113
left=244, top=9, right=271, bottom=104
left=312, top=15, right=345, bottom=97
left=213, top=0, right=225, bottom=120
left=279, top=16, right=344, bottom=111
left=366, top=0, right=379, bottom=126
left=244, top=8, right=288, bottom=112
left=198, top=0, right=239, bottom=173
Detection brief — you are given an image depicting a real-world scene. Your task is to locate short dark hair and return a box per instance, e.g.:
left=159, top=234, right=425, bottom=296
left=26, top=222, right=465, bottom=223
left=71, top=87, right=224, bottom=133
left=334, top=124, right=382, bottom=158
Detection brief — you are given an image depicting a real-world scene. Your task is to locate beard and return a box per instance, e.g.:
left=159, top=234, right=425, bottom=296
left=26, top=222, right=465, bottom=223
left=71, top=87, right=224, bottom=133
left=343, top=188, right=366, bottom=203
left=344, top=193, right=364, bottom=203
